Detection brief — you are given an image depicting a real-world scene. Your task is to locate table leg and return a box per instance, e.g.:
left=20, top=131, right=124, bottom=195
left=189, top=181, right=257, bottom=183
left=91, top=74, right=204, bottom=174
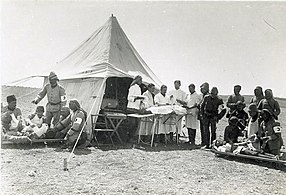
left=109, top=118, right=124, bottom=144
left=151, top=117, right=157, bottom=147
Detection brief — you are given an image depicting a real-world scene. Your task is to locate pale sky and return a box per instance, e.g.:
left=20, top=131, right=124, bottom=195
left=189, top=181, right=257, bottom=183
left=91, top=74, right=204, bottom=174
left=1, top=1, right=286, bottom=97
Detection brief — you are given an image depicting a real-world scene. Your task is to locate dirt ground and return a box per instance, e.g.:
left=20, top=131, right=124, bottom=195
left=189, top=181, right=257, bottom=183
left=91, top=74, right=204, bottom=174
left=1, top=86, right=286, bottom=194
left=1, top=141, right=286, bottom=195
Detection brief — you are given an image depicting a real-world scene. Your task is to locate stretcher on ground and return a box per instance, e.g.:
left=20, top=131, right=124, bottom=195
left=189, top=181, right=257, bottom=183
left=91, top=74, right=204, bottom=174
left=1, top=138, right=64, bottom=145
left=212, top=148, right=286, bottom=165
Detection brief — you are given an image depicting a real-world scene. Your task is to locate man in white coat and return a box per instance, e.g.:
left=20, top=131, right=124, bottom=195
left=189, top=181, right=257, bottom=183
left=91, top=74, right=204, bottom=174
left=154, top=85, right=174, bottom=143
left=126, top=75, right=144, bottom=142
left=168, top=80, right=187, bottom=106
left=184, top=84, right=201, bottom=145
left=168, top=80, right=187, bottom=137
left=143, top=83, right=155, bottom=108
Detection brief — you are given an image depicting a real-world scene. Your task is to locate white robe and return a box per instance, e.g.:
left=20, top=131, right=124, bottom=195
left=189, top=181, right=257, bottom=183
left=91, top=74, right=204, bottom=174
left=185, top=92, right=201, bottom=129
left=247, top=117, right=259, bottom=137
left=24, top=115, right=48, bottom=137
left=154, top=93, right=171, bottom=105
left=127, top=84, right=142, bottom=109
left=143, top=90, right=154, bottom=108
left=154, top=93, right=175, bottom=134
left=168, top=89, right=187, bottom=105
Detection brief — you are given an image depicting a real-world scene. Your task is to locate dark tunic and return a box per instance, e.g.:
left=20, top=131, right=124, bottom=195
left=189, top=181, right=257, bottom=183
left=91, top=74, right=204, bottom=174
left=224, top=125, right=244, bottom=143
left=201, top=95, right=224, bottom=118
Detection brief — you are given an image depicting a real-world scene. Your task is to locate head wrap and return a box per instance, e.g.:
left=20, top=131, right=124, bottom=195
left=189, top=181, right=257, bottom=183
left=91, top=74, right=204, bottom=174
left=248, top=103, right=258, bottom=112
left=229, top=116, right=239, bottom=123
left=48, top=71, right=59, bottom=80
left=36, top=106, right=45, bottom=113
left=69, top=99, right=81, bottom=110
left=200, top=82, right=209, bottom=90
left=236, top=101, right=246, bottom=108
left=7, top=95, right=16, bottom=103
left=210, top=87, right=218, bottom=94
left=264, top=89, right=273, bottom=98
left=261, top=109, right=272, bottom=117
left=255, top=86, right=262, bottom=91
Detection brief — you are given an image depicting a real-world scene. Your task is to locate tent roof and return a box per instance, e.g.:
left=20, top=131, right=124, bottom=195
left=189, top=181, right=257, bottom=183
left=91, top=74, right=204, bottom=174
left=55, top=15, right=162, bottom=86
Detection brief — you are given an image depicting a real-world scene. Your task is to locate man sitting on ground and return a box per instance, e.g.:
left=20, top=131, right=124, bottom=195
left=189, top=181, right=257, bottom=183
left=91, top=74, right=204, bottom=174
left=63, top=99, right=87, bottom=149
left=22, top=106, right=48, bottom=139
left=226, top=101, right=249, bottom=131
left=1, top=95, right=24, bottom=135
left=247, top=103, right=260, bottom=138
left=1, top=95, right=31, bottom=143
left=45, top=106, right=71, bottom=139
left=260, top=109, right=283, bottom=155
left=224, top=116, right=244, bottom=144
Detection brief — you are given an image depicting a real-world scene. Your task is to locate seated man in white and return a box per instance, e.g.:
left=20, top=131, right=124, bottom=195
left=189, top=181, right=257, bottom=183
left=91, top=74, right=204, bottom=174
left=22, top=106, right=48, bottom=139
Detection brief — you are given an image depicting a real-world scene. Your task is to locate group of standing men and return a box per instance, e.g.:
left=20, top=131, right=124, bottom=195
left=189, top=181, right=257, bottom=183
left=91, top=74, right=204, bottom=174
left=126, top=76, right=282, bottom=150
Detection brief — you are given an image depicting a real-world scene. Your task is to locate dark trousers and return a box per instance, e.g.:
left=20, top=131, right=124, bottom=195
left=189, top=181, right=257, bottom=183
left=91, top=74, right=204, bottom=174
left=46, top=110, right=61, bottom=127
left=188, top=128, right=196, bottom=144
left=202, top=116, right=217, bottom=147
left=126, top=108, right=140, bottom=141
left=199, top=119, right=205, bottom=145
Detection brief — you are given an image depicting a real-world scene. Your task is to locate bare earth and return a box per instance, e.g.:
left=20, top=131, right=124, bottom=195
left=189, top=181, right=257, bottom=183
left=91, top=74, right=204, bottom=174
left=1, top=86, right=286, bottom=194
left=1, top=141, right=286, bottom=195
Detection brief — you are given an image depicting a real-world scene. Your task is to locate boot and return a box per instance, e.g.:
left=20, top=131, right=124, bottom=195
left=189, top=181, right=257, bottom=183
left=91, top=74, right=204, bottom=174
left=189, top=128, right=196, bottom=145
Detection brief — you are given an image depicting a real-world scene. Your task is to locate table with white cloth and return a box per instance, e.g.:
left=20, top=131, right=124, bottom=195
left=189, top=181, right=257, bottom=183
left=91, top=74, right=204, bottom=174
left=127, top=113, right=155, bottom=144
left=128, top=105, right=187, bottom=146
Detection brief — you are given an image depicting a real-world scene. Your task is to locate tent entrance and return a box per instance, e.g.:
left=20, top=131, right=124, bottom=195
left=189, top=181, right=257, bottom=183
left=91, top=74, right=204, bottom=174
left=101, top=77, right=133, bottom=113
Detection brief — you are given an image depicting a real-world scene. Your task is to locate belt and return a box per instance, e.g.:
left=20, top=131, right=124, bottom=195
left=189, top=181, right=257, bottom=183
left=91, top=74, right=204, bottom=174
left=49, top=102, right=61, bottom=105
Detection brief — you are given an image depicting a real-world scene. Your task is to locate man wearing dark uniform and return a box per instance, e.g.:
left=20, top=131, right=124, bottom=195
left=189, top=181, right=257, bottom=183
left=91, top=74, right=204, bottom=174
left=200, top=87, right=224, bottom=149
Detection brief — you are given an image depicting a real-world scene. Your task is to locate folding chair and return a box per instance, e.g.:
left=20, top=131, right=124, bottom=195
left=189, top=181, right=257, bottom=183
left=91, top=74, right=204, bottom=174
left=91, top=114, right=116, bottom=146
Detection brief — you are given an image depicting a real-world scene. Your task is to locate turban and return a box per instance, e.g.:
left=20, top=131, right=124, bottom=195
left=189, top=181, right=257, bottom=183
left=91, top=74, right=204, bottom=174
left=48, top=72, right=59, bottom=80
left=69, top=99, right=81, bottom=110
left=261, top=109, right=272, bottom=117
left=248, top=103, right=258, bottom=112
left=7, top=95, right=16, bottom=103
left=236, top=101, right=246, bottom=108
left=229, top=116, right=239, bottom=123
left=200, top=82, right=209, bottom=90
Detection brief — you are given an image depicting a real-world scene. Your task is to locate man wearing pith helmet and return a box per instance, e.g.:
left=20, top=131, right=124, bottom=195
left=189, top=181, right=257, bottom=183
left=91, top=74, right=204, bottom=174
left=32, top=72, right=66, bottom=127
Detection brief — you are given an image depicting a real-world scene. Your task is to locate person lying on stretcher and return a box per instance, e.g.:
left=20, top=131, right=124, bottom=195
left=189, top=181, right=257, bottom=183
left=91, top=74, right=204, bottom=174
left=213, top=116, right=261, bottom=154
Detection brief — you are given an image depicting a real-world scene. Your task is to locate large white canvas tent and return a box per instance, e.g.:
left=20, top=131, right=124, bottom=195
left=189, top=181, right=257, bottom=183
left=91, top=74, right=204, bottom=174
left=44, top=15, right=162, bottom=138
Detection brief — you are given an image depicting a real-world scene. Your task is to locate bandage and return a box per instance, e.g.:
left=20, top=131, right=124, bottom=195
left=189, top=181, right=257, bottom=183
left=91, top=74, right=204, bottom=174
left=61, top=95, right=67, bottom=102
left=74, top=117, right=82, bottom=124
